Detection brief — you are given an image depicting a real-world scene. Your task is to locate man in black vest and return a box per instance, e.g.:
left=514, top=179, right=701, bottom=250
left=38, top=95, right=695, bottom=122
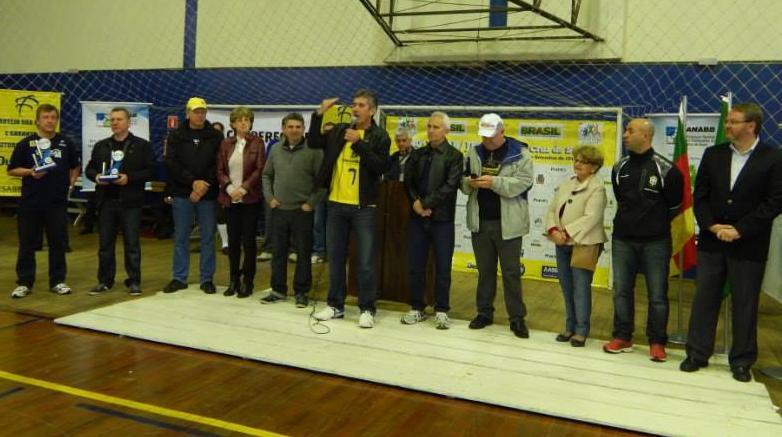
left=681, top=103, right=782, bottom=382
left=85, top=107, right=154, bottom=296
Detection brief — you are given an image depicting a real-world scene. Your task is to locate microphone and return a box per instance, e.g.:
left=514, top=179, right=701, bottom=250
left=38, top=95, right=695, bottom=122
left=350, top=116, right=358, bottom=128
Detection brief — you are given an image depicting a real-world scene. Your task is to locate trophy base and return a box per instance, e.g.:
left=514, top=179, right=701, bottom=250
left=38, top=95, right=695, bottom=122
left=98, top=175, right=119, bottom=182
left=33, top=163, right=57, bottom=172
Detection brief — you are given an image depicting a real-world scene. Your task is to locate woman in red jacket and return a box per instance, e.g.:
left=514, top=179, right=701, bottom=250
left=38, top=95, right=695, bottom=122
left=216, top=107, right=265, bottom=297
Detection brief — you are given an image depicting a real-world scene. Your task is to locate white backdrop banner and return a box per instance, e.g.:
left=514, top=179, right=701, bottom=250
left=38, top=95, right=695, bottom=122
left=80, top=101, right=151, bottom=192
left=207, top=108, right=312, bottom=147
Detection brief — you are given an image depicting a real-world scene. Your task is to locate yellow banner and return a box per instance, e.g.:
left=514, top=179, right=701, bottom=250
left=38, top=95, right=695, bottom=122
left=0, top=89, right=62, bottom=196
left=387, top=115, right=618, bottom=287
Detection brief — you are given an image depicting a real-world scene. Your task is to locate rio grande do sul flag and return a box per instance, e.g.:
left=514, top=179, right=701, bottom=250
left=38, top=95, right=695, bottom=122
left=670, top=98, right=697, bottom=275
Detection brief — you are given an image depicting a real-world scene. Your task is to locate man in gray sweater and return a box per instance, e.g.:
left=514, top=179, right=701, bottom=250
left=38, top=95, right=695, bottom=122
left=261, top=113, right=324, bottom=307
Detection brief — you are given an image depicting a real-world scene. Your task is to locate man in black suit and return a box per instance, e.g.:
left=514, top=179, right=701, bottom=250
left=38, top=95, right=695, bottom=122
left=681, top=103, right=782, bottom=382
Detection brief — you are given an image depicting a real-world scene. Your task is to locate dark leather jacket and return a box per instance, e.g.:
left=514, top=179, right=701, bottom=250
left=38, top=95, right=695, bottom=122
left=85, top=132, right=154, bottom=208
left=403, top=139, right=464, bottom=222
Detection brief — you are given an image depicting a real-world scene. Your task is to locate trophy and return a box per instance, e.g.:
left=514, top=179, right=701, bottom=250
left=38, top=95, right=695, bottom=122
left=98, top=150, right=124, bottom=182
left=32, top=138, right=57, bottom=172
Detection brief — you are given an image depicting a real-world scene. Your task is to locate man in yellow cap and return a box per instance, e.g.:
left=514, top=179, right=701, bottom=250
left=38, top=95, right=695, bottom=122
left=163, top=97, right=224, bottom=294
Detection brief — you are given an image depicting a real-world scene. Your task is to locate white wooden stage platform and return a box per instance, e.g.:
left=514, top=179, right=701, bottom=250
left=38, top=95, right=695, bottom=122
left=55, top=287, right=782, bottom=436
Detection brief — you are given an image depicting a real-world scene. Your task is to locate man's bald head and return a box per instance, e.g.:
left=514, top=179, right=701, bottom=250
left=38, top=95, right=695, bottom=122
left=623, top=118, right=654, bottom=153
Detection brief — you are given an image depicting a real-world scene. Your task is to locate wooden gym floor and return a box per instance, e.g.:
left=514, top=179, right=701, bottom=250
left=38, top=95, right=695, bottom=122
left=0, top=215, right=780, bottom=436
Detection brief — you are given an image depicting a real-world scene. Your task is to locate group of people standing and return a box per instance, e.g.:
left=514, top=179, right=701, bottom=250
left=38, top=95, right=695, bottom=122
left=7, top=93, right=781, bottom=383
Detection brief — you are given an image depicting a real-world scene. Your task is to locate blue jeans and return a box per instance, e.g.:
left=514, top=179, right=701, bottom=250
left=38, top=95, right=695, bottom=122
left=326, top=202, right=377, bottom=313
left=611, top=237, right=671, bottom=345
left=172, top=197, right=216, bottom=284
left=555, top=245, right=595, bottom=337
left=408, top=217, right=454, bottom=312
left=312, top=198, right=327, bottom=255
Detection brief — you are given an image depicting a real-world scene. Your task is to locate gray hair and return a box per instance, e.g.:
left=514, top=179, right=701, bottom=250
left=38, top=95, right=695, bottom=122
left=430, top=111, right=451, bottom=131
left=395, top=127, right=414, bottom=139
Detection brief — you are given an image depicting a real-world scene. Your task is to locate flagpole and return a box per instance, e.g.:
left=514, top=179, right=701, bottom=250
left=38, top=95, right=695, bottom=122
left=670, top=95, right=688, bottom=345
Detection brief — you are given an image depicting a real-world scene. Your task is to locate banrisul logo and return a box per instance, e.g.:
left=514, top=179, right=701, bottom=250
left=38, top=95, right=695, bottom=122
left=450, top=121, right=467, bottom=135
left=519, top=124, right=563, bottom=139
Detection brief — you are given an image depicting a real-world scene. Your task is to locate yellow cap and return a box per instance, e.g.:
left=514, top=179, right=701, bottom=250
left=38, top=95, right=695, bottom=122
left=186, top=97, right=207, bottom=111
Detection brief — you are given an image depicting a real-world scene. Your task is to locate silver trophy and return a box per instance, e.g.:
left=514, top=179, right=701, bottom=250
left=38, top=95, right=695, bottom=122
left=32, top=138, right=57, bottom=172
left=98, top=150, right=124, bottom=182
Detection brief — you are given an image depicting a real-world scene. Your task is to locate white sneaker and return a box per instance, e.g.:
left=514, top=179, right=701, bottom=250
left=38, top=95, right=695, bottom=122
left=401, top=309, right=426, bottom=325
left=257, top=252, right=272, bottom=262
left=435, top=312, right=450, bottom=330
left=313, top=306, right=344, bottom=321
left=311, top=254, right=325, bottom=264
left=288, top=253, right=298, bottom=263
left=51, top=283, right=72, bottom=295
left=358, top=311, right=375, bottom=328
left=10, top=285, right=31, bottom=299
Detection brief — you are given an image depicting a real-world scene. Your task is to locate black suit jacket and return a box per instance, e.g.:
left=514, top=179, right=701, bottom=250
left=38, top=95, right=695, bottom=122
left=693, top=141, right=782, bottom=261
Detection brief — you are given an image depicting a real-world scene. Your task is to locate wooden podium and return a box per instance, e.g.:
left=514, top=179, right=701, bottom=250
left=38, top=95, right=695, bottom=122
left=348, top=181, right=434, bottom=305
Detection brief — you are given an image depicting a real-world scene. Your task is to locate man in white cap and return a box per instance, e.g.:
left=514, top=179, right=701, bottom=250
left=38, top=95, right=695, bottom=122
left=163, top=97, right=223, bottom=294
left=461, top=113, right=534, bottom=338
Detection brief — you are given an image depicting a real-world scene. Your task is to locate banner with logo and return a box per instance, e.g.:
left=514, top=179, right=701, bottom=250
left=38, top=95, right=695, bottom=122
left=0, top=89, right=61, bottom=196
left=80, top=102, right=152, bottom=192
left=207, top=108, right=314, bottom=147
left=648, top=113, right=720, bottom=177
left=387, top=115, right=619, bottom=287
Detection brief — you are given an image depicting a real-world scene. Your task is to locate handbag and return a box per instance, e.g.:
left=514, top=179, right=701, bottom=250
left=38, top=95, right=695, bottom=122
left=570, top=244, right=602, bottom=271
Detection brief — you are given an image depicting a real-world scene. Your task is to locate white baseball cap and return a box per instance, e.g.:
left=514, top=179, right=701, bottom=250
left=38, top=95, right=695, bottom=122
left=478, top=113, right=503, bottom=137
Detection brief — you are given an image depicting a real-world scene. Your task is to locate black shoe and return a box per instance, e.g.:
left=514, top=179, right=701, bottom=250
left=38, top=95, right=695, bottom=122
left=224, top=281, right=239, bottom=297
left=679, top=356, right=708, bottom=373
left=163, top=279, right=187, bottom=293
left=556, top=332, right=574, bottom=342
left=237, top=283, right=253, bottom=298
left=510, top=320, right=529, bottom=338
left=570, top=338, right=586, bottom=347
left=260, top=291, right=286, bottom=304
left=88, top=282, right=113, bottom=296
left=731, top=366, right=752, bottom=382
left=200, top=281, right=216, bottom=294
left=221, top=246, right=229, bottom=255
left=295, top=294, right=309, bottom=308
left=469, top=315, right=493, bottom=330
left=127, top=283, right=142, bottom=296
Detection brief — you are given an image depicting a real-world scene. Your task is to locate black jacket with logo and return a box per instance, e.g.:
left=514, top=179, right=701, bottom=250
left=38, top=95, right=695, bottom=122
left=165, top=121, right=222, bottom=200
left=611, top=148, right=683, bottom=241
left=85, top=132, right=154, bottom=208
left=403, top=140, right=464, bottom=222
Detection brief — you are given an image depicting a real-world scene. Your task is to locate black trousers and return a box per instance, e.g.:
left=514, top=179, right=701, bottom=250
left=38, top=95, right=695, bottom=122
left=16, top=204, right=68, bottom=288
left=226, top=202, right=261, bottom=283
left=270, top=208, right=313, bottom=295
left=98, top=200, right=142, bottom=286
left=685, top=250, right=765, bottom=368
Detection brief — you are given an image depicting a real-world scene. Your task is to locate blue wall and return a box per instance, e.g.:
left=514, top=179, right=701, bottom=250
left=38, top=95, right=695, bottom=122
left=2, top=62, right=780, bottom=155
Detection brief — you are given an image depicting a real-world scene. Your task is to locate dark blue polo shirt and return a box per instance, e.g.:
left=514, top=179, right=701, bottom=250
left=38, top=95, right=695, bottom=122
left=8, top=133, right=80, bottom=208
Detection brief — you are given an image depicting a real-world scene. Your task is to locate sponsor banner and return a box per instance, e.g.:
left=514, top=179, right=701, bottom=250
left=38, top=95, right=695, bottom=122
left=80, top=102, right=152, bottom=191
left=0, top=89, right=61, bottom=196
left=387, top=116, right=618, bottom=287
left=649, top=113, right=721, bottom=237
left=207, top=108, right=311, bottom=147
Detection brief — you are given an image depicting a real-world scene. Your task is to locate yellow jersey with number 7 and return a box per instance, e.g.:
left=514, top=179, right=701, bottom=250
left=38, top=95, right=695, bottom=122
left=328, top=130, right=364, bottom=205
